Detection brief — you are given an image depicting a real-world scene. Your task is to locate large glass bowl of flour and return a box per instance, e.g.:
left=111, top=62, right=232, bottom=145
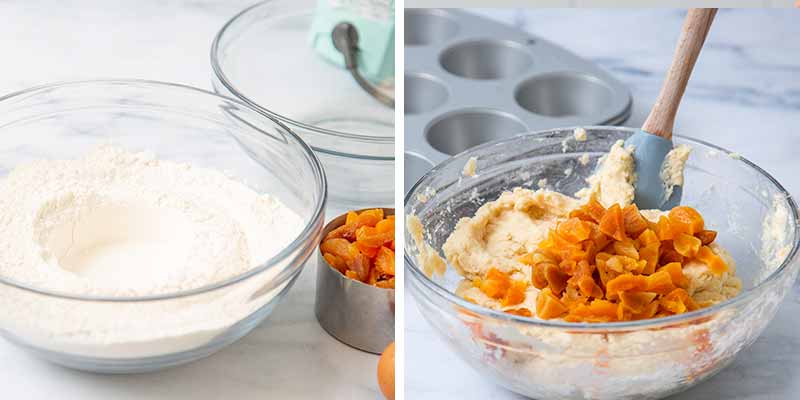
left=405, top=127, right=800, bottom=399
left=0, top=80, right=326, bottom=373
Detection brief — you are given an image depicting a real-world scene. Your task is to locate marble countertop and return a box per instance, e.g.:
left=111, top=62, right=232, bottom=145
left=406, top=8, right=800, bottom=400
left=0, top=1, right=385, bottom=399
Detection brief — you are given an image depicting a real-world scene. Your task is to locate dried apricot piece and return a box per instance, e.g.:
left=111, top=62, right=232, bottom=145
left=659, top=288, right=698, bottom=314
left=375, top=277, right=395, bottom=289
left=376, top=216, right=395, bottom=233
left=320, top=238, right=353, bottom=261
left=568, top=299, right=618, bottom=322
left=531, top=262, right=551, bottom=289
left=599, top=204, right=626, bottom=241
left=613, top=239, right=639, bottom=260
left=622, top=204, right=649, bottom=236
left=345, top=211, right=359, bottom=225
left=544, top=263, right=568, bottom=295
left=557, top=218, right=592, bottom=243
left=323, top=253, right=348, bottom=274
left=639, top=243, right=660, bottom=275
left=536, top=288, right=568, bottom=319
left=347, top=250, right=371, bottom=282
left=695, top=230, right=717, bottom=245
left=696, top=245, right=728, bottom=274
left=656, top=216, right=676, bottom=241
left=657, top=262, right=688, bottom=289
left=619, top=291, right=658, bottom=314
left=644, top=270, right=676, bottom=295
left=674, top=233, right=701, bottom=258
left=583, top=195, right=607, bottom=223
left=502, top=280, right=527, bottom=307
left=375, top=246, right=395, bottom=276
left=606, top=274, right=647, bottom=298
left=668, top=206, right=704, bottom=235
left=480, top=268, right=511, bottom=299
left=637, top=229, right=660, bottom=247
left=506, top=308, right=533, bottom=317
left=356, top=226, right=393, bottom=248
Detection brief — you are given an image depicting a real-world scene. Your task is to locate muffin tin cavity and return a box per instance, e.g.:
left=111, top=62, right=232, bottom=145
left=405, top=9, right=459, bottom=46
left=405, top=151, right=435, bottom=192
left=405, top=73, right=448, bottom=114
left=440, top=40, right=532, bottom=80
left=515, top=72, right=615, bottom=117
left=426, top=110, right=527, bottom=155
left=405, top=9, right=632, bottom=192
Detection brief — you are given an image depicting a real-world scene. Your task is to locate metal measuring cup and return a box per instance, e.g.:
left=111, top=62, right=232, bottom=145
left=314, top=208, right=395, bottom=354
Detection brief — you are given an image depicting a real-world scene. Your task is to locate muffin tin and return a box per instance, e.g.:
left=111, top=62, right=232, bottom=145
left=404, top=8, right=632, bottom=192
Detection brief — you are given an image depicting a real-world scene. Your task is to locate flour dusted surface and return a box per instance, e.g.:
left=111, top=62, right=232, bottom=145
left=0, top=146, right=303, bottom=358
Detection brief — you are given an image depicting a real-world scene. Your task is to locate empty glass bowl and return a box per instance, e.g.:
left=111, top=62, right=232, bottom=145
left=211, top=0, right=394, bottom=206
left=405, top=127, right=799, bottom=399
left=0, top=80, right=326, bottom=373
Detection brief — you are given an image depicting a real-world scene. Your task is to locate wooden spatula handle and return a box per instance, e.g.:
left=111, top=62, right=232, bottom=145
left=642, top=8, right=717, bottom=140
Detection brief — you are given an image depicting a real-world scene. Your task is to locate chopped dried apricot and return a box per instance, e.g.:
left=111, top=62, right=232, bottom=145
left=639, top=243, right=660, bottom=275
left=536, top=288, right=568, bottom=319
left=668, top=206, right=704, bottom=235
left=656, top=216, right=676, bottom=241
left=695, top=230, right=717, bottom=245
left=696, top=246, right=728, bottom=274
left=557, top=218, right=592, bottom=243
left=323, top=253, right=347, bottom=274
left=637, top=229, right=660, bottom=247
left=613, top=239, right=639, bottom=260
left=645, top=270, right=676, bottom=295
left=502, top=280, right=527, bottom=306
left=674, top=233, right=701, bottom=258
left=619, top=291, right=658, bottom=314
left=480, top=268, right=511, bottom=299
left=606, top=274, right=647, bottom=298
left=599, top=204, right=626, bottom=241
left=506, top=308, right=533, bottom=317
left=622, top=204, right=649, bottom=236
left=658, top=262, right=688, bottom=289
left=375, top=246, right=395, bottom=276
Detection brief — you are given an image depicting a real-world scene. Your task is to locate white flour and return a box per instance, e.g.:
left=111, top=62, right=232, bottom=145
left=0, top=146, right=303, bottom=358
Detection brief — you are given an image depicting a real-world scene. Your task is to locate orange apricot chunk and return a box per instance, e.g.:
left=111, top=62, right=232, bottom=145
left=674, top=233, right=702, bottom=258
left=557, top=218, right=593, bottom=243
left=375, top=278, right=395, bottom=289
left=567, top=299, right=618, bottom=322
left=320, top=238, right=353, bottom=261
left=613, top=239, right=639, bottom=260
left=345, top=270, right=360, bottom=281
left=644, top=270, right=676, bottom=295
left=376, top=217, right=395, bottom=233
left=656, top=216, right=676, bottom=241
left=619, top=291, right=658, bottom=314
left=637, top=229, right=660, bottom=247
left=622, top=204, right=649, bottom=236
left=502, top=280, right=527, bottom=307
left=323, top=252, right=348, bottom=274
left=506, top=308, right=533, bottom=317
left=347, top=250, right=371, bottom=282
left=531, top=263, right=551, bottom=289
left=544, top=263, right=569, bottom=295
left=659, top=288, right=698, bottom=314
left=536, top=288, right=568, bottom=319
left=480, top=268, right=511, bottom=299
left=599, top=204, right=627, bottom=241
left=356, top=226, right=393, bottom=248
left=657, top=262, right=688, bottom=289
left=345, top=211, right=359, bottom=225
left=639, top=243, right=660, bottom=275
left=696, top=245, right=728, bottom=274
left=375, top=246, right=395, bottom=276
left=668, top=206, right=704, bottom=235
left=584, top=195, right=608, bottom=223
left=606, top=274, right=647, bottom=299
left=695, top=230, right=717, bottom=245
left=660, top=245, right=685, bottom=265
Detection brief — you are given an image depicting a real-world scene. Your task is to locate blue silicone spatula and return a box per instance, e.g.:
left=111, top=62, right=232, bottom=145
left=627, top=8, right=717, bottom=210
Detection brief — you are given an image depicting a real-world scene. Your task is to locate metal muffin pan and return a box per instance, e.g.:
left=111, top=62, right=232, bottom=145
left=404, top=8, right=633, bottom=190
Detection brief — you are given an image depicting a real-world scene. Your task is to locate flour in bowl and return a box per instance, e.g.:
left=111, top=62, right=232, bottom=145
left=0, top=146, right=304, bottom=358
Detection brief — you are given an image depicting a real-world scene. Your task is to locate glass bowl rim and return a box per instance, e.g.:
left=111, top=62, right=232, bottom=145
left=210, top=0, right=395, bottom=157
left=404, top=125, right=800, bottom=331
left=0, top=78, right=328, bottom=303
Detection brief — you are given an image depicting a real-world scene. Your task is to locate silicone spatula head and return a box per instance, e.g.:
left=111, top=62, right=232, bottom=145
left=626, top=8, right=716, bottom=210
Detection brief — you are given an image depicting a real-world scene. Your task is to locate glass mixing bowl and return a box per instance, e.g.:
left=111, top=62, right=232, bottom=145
left=0, top=80, right=326, bottom=373
left=405, top=127, right=799, bottom=400
left=211, top=0, right=394, bottom=206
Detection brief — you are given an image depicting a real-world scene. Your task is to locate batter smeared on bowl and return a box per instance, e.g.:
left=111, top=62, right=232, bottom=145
left=437, top=140, right=742, bottom=321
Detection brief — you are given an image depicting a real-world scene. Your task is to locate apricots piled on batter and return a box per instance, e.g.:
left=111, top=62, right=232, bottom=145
left=321, top=209, right=395, bottom=289
left=478, top=198, right=727, bottom=322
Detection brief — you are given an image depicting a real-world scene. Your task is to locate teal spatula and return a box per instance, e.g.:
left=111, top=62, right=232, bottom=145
left=627, top=8, right=717, bottom=210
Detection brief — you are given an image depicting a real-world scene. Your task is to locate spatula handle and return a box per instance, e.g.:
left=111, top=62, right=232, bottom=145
left=642, top=8, right=717, bottom=140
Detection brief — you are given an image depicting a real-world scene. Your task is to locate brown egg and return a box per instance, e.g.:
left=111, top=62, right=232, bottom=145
left=377, top=341, right=395, bottom=400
